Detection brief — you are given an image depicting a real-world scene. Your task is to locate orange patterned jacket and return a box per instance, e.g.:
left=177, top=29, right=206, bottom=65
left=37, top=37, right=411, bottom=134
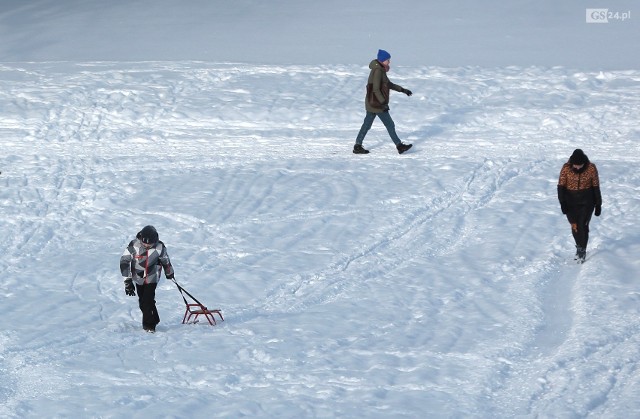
left=557, top=162, right=602, bottom=207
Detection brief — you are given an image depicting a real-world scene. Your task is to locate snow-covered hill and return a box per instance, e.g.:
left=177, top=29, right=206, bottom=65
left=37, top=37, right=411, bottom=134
left=1, top=1, right=640, bottom=418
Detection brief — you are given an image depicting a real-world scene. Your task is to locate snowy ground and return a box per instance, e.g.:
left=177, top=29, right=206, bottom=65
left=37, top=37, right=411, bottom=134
left=2, top=1, right=640, bottom=418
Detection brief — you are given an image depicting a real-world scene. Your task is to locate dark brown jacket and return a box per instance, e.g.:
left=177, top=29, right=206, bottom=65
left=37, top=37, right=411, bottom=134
left=365, top=59, right=405, bottom=113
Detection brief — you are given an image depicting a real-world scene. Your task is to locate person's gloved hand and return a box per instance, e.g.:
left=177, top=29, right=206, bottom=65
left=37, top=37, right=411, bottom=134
left=124, top=278, right=135, bottom=296
left=560, top=202, right=568, bottom=214
left=166, top=273, right=174, bottom=280
left=403, top=89, right=413, bottom=96
left=594, top=205, right=601, bottom=216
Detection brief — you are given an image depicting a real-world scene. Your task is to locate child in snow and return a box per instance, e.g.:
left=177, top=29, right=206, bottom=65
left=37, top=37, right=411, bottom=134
left=557, top=149, right=602, bottom=262
left=353, top=49, right=413, bottom=155
left=120, top=225, right=174, bottom=332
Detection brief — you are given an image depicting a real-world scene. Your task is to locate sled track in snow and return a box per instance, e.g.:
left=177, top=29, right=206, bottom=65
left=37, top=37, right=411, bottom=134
left=238, top=157, right=546, bottom=320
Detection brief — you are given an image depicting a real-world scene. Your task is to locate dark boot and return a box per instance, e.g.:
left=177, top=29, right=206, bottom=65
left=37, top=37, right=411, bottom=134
left=353, top=144, right=370, bottom=154
left=396, top=143, right=412, bottom=154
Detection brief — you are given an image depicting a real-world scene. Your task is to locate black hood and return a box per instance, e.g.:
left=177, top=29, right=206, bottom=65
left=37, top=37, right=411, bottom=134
left=569, top=149, right=590, bottom=166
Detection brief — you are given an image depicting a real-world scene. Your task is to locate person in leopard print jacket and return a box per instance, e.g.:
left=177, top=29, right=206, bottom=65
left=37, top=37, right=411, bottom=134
left=557, top=149, right=602, bottom=261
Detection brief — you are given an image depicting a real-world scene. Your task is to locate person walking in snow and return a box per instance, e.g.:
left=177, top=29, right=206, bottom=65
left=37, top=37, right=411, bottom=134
left=557, top=149, right=602, bottom=262
left=353, top=49, right=413, bottom=155
left=120, top=225, right=174, bottom=332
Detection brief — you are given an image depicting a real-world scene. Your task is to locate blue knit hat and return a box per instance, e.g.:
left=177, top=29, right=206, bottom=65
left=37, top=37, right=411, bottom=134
left=377, top=49, right=391, bottom=62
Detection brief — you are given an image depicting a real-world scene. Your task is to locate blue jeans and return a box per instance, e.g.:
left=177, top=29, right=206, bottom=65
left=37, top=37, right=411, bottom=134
left=355, top=111, right=401, bottom=146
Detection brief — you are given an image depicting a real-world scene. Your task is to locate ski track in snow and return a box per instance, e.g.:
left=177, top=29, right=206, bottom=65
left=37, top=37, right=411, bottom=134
left=1, top=62, right=640, bottom=417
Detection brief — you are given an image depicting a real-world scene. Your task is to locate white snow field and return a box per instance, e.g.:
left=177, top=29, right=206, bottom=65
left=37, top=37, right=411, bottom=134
left=1, top=1, right=640, bottom=418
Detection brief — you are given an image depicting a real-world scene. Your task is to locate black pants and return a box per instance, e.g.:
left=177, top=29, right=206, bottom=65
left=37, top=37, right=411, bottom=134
left=566, top=205, right=594, bottom=249
left=136, top=283, right=160, bottom=329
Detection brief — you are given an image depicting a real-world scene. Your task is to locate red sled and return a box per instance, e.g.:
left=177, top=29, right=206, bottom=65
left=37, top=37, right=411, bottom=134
left=171, top=278, right=224, bottom=326
left=183, top=303, right=224, bottom=326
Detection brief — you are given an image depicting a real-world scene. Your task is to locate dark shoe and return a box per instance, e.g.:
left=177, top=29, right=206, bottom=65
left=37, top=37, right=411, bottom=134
left=353, top=144, right=369, bottom=154
left=578, top=248, right=586, bottom=261
left=397, top=143, right=412, bottom=154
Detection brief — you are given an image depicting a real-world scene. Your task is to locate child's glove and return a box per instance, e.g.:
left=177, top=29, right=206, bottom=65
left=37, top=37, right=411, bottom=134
left=124, top=278, right=135, bottom=296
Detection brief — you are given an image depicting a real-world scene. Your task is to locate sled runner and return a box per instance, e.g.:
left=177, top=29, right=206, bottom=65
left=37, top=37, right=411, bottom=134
left=171, top=278, right=224, bottom=326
